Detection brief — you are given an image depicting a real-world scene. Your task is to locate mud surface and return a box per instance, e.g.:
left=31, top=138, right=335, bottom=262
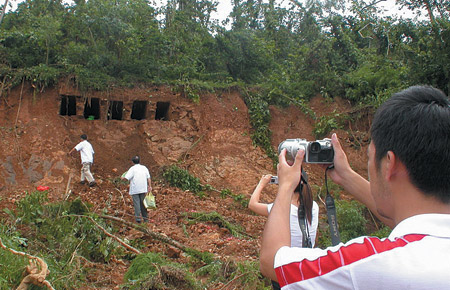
left=0, top=83, right=370, bottom=289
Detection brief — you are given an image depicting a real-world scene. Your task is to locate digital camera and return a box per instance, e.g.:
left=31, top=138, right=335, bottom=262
left=269, top=176, right=278, bottom=184
left=278, top=138, right=334, bottom=164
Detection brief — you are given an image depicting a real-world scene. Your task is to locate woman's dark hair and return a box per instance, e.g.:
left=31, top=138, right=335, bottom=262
left=294, top=169, right=313, bottom=224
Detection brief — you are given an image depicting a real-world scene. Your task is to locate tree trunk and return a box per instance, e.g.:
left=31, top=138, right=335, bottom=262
left=0, top=0, right=9, bottom=26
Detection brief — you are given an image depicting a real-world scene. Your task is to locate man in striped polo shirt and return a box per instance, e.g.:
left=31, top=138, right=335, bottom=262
left=260, top=86, right=450, bottom=289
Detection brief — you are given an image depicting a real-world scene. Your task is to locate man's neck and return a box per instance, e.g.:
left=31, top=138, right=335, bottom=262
left=393, top=182, right=450, bottom=225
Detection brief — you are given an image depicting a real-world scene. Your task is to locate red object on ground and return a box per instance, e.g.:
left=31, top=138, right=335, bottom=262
left=37, top=186, right=50, bottom=191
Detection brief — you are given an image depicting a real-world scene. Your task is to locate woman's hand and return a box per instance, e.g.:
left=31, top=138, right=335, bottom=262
left=259, top=174, right=272, bottom=186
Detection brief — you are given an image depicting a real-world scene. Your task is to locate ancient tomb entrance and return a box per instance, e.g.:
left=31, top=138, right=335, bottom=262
left=131, top=101, right=147, bottom=120
left=59, top=95, right=77, bottom=116
left=83, top=98, right=100, bottom=120
left=108, top=101, right=123, bottom=120
left=155, top=102, right=170, bottom=121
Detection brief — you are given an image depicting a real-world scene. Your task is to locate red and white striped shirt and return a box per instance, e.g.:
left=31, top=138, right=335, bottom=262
left=274, top=214, right=450, bottom=289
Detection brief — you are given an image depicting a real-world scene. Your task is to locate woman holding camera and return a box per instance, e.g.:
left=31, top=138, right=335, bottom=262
left=249, top=172, right=319, bottom=247
left=249, top=171, right=319, bottom=289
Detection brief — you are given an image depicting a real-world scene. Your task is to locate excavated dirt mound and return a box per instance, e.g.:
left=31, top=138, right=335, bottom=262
left=0, top=83, right=371, bottom=289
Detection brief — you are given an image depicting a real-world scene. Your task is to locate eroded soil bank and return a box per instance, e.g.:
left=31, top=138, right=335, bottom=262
left=0, top=83, right=370, bottom=288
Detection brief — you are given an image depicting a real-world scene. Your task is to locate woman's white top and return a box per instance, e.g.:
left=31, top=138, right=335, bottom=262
left=267, top=201, right=319, bottom=248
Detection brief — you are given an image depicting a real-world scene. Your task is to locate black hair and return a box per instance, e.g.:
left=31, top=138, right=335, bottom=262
left=132, top=155, right=140, bottom=164
left=294, top=169, right=313, bottom=224
left=80, top=134, right=87, bottom=140
left=370, top=85, right=450, bottom=202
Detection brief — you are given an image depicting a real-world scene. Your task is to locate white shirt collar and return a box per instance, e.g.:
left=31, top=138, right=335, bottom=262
left=389, top=214, right=450, bottom=239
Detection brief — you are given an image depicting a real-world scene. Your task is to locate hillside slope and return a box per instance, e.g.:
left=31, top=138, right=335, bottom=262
left=0, top=82, right=370, bottom=288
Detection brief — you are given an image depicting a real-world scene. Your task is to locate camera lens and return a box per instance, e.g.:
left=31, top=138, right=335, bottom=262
left=310, top=142, right=321, bottom=153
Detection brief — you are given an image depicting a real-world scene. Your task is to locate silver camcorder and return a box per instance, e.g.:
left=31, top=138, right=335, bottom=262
left=278, top=138, right=334, bottom=164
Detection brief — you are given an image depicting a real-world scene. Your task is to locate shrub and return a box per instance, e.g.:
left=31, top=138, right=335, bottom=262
left=313, top=110, right=343, bottom=139
left=162, top=165, right=204, bottom=194
left=245, top=92, right=277, bottom=164
left=123, top=252, right=202, bottom=290
left=181, top=211, right=250, bottom=239
left=335, top=199, right=368, bottom=243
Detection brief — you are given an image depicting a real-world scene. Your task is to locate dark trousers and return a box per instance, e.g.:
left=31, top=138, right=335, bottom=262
left=132, top=193, right=148, bottom=223
left=271, top=280, right=280, bottom=290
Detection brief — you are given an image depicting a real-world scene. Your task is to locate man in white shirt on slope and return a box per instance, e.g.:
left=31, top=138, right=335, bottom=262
left=69, top=134, right=96, bottom=187
left=122, top=155, right=152, bottom=223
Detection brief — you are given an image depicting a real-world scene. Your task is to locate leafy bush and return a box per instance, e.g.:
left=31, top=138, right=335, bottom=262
left=181, top=211, right=250, bottom=239
left=195, top=259, right=271, bottom=290
left=6, top=192, right=127, bottom=288
left=370, top=225, right=391, bottom=239
left=313, top=110, right=343, bottom=139
left=344, top=54, right=408, bottom=106
left=123, top=252, right=202, bottom=290
left=335, top=199, right=368, bottom=243
left=0, top=229, right=30, bottom=290
left=25, top=64, right=60, bottom=90
left=162, top=165, right=205, bottom=194
left=162, top=166, right=249, bottom=207
left=245, top=92, right=277, bottom=164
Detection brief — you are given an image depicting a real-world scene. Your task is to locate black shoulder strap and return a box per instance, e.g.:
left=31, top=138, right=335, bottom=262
left=298, top=168, right=312, bottom=248
left=325, top=166, right=341, bottom=246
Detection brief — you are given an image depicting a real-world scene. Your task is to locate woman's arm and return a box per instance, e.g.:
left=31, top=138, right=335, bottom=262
left=248, top=174, right=272, bottom=217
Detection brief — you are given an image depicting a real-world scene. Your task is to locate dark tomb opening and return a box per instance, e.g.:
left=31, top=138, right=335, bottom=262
left=83, top=98, right=100, bottom=120
left=108, top=101, right=123, bottom=120
left=155, top=102, right=170, bottom=121
left=59, top=95, right=77, bottom=116
left=131, top=101, right=147, bottom=120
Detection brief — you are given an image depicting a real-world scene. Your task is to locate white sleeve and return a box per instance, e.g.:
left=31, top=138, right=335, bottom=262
left=267, top=203, right=274, bottom=215
left=124, top=167, right=133, bottom=180
left=74, top=142, right=82, bottom=151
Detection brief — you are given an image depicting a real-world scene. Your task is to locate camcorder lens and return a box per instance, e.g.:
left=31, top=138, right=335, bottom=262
left=310, top=142, right=321, bottom=153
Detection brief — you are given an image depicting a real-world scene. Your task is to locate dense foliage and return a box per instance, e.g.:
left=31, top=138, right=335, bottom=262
left=1, top=0, right=448, bottom=160
left=0, top=0, right=448, bottom=100
left=162, top=165, right=249, bottom=207
left=0, top=1, right=448, bottom=287
left=0, top=191, right=271, bottom=289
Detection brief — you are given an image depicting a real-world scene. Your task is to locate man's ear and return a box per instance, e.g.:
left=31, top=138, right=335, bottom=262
left=385, top=151, right=407, bottom=180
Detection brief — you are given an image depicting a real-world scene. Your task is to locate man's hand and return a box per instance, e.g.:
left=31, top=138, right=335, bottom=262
left=326, top=133, right=353, bottom=186
left=260, top=148, right=305, bottom=281
left=326, top=134, right=394, bottom=228
left=277, top=148, right=305, bottom=193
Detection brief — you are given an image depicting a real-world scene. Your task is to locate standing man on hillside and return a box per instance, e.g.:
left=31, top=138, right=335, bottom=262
left=122, top=155, right=152, bottom=223
left=69, top=134, right=96, bottom=187
left=260, top=85, right=450, bottom=289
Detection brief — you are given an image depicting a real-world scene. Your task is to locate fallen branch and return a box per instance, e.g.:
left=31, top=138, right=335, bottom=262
left=66, top=215, right=141, bottom=254
left=100, top=214, right=189, bottom=252
left=0, top=238, right=55, bottom=290
left=113, top=188, right=128, bottom=218
left=181, top=134, right=204, bottom=162
left=218, top=273, right=246, bottom=290
left=64, top=173, right=73, bottom=201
